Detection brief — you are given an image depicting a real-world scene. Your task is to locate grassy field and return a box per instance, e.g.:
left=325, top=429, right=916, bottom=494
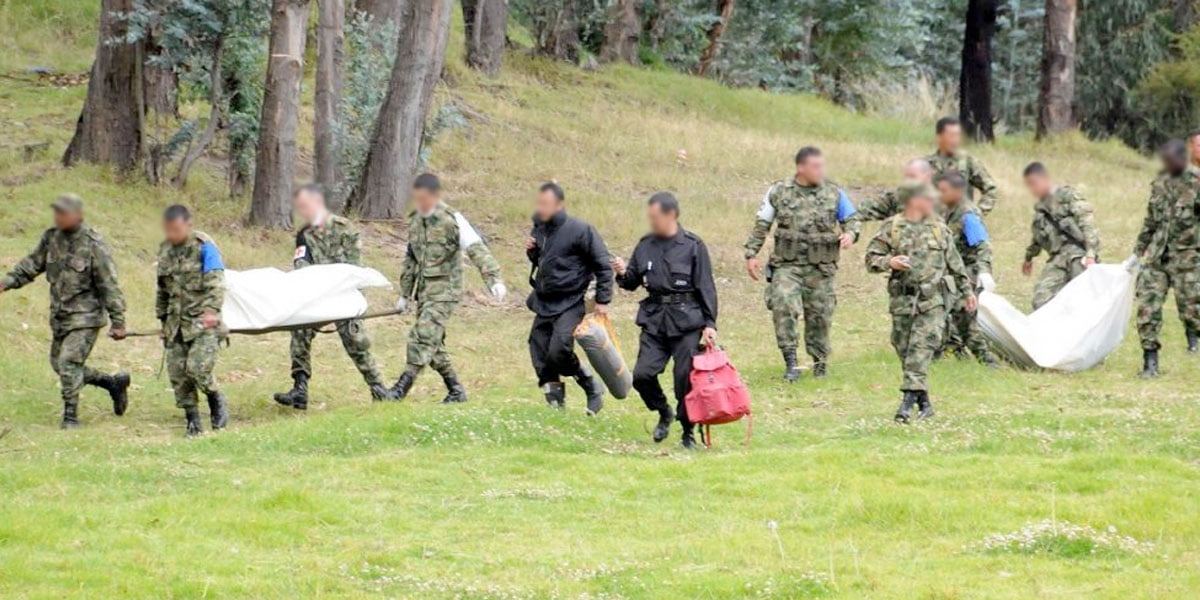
left=1, top=2, right=1198, bottom=598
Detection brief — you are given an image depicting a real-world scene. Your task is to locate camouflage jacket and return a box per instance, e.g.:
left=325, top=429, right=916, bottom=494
left=1135, top=167, right=1200, bottom=267
left=857, top=187, right=907, bottom=222
left=926, top=150, right=999, bottom=215
left=865, top=215, right=971, bottom=315
left=944, top=200, right=992, bottom=282
left=744, top=178, right=861, bottom=266
left=399, top=203, right=502, bottom=303
left=294, top=214, right=362, bottom=268
left=157, top=231, right=225, bottom=342
left=2, top=224, right=125, bottom=333
left=1024, top=185, right=1101, bottom=263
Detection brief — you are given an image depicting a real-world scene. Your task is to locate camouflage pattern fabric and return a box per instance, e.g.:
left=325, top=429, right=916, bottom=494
left=289, top=320, right=383, bottom=386
left=1134, top=168, right=1200, bottom=349
left=866, top=215, right=971, bottom=391
left=1136, top=266, right=1200, bottom=351
left=1024, top=186, right=1100, bottom=309
left=1032, top=254, right=1089, bottom=310
left=765, top=263, right=836, bottom=360
left=943, top=201, right=995, bottom=360
left=49, top=327, right=103, bottom=408
left=167, top=330, right=220, bottom=409
left=857, top=187, right=907, bottom=223
left=925, top=150, right=999, bottom=215
left=406, top=300, right=457, bottom=377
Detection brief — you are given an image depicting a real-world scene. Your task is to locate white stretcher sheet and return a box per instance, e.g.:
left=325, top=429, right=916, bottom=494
left=976, top=257, right=1137, bottom=372
left=222, top=265, right=392, bottom=331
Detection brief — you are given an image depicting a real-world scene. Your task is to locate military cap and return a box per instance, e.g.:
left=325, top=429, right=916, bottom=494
left=51, top=193, right=84, bottom=213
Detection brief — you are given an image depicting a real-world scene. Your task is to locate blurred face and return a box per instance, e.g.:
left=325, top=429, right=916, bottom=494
left=411, top=187, right=440, bottom=215
left=1190, top=136, right=1200, bottom=162
left=1162, top=150, right=1188, bottom=175
left=907, top=193, right=935, bottom=218
left=534, top=189, right=562, bottom=222
left=647, top=202, right=678, bottom=238
left=1024, top=173, right=1053, bottom=198
left=937, top=181, right=964, bottom=207
left=162, top=217, right=192, bottom=246
left=903, top=162, right=933, bottom=183
left=937, top=124, right=963, bottom=153
left=795, top=154, right=826, bottom=185
left=52, top=209, right=83, bottom=231
left=293, top=189, right=326, bottom=225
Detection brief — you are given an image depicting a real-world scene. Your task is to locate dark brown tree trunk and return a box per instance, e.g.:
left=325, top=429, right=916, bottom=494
left=316, top=0, right=346, bottom=203
left=960, top=0, right=997, bottom=142
left=534, top=2, right=580, bottom=62
left=249, top=0, right=311, bottom=228
left=347, top=0, right=451, bottom=219
left=1037, top=0, right=1076, bottom=139
left=696, top=0, right=734, bottom=76
left=600, top=0, right=640, bottom=64
left=63, top=0, right=144, bottom=172
left=462, top=0, right=506, bottom=76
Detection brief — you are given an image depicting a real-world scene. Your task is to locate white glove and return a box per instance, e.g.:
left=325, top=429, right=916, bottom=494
left=490, top=282, right=508, bottom=302
left=977, top=272, right=996, bottom=293
left=395, top=297, right=409, bottom=313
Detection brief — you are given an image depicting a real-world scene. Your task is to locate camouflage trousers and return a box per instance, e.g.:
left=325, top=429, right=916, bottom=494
left=50, top=327, right=109, bottom=407
left=944, top=294, right=995, bottom=363
left=1136, top=264, right=1200, bottom=351
left=406, top=301, right=458, bottom=377
left=167, top=330, right=220, bottom=409
left=290, top=319, right=383, bottom=386
left=890, top=305, right=946, bottom=392
left=766, top=263, right=837, bottom=362
left=1032, top=253, right=1087, bottom=310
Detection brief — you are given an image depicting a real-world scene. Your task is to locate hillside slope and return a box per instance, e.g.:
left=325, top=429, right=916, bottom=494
left=1, top=3, right=1197, bottom=599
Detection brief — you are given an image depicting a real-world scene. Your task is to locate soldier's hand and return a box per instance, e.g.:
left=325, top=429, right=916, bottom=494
left=838, top=233, right=855, bottom=249
left=525, top=237, right=537, bottom=251
left=594, top=303, right=610, bottom=316
left=109, top=326, right=127, bottom=341
left=746, top=257, right=763, bottom=281
left=889, top=255, right=911, bottom=271
left=395, top=297, right=409, bottom=313
left=490, top=282, right=508, bottom=302
left=1021, top=261, right=1033, bottom=277
left=965, top=294, right=978, bottom=313
left=702, top=327, right=718, bottom=348
left=1082, top=256, right=1097, bottom=268
left=610, top=256, right=627, bottom=276
left=200, top=312, right=220, bottom=329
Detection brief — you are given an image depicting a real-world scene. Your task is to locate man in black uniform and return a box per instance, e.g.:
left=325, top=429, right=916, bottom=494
left=525, top=182, right=613, bottom=414
left=612, top=192, right=718, bottom=450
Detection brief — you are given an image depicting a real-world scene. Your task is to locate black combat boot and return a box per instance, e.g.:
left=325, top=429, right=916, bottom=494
left=894, top=391, right=917, bottom=424
left=680, top=426, right=697, bottom=450
left=185, top=407, right=202, bottom=437
left=576, top=367, right=605, bottom=416
left=652, top=407, right=674, bottom=443
left=782, top=349, right=801, bottom=383
left=1139, top=349, right=1160, bottom=378
left=94, top=372, right=131, bottom=416
left=274, top=375, right=309, bottom=409
left=390, top=367, right=419, bottom=400
left=369, top=384, right=398, bottom=402
left=543, top=382, right=566, bottom=409
left=812, top=360, right=828, bottom=378
left=915, top=391, right=936, bottom=421
left=60, top=404, right=81, bottom=430
left=206, top=391, right=229, bottom=430
left=1188, top=331, right=1199, bottom=354
left=440, top=374, right=468, bottom=404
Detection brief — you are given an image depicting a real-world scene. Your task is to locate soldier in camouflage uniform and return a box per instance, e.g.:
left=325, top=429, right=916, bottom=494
left=926, top=117, right=999, bottom=216
left=156, top=205, right=228, bottom=437
left=0, top=194, right=131, bottom=428
left=857, top=159, right=935, bottom=222
left=744, top=146, right=861, bottom=381
left=273, top=185, right=395, bottom=409
left=391, top=174, right=506, bottom=403
left=1021, top=163, right=1101, bottom=310
left=936, top=174, right=997, bottom=366
left=865, top=184, right=974, bottom=423
left=1134, top=141, right=1200, bottom=377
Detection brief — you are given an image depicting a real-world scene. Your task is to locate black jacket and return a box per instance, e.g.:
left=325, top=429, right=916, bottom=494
left=526, top=210, right=614, bottom=316
left=615, top=228, right=718, bottom=337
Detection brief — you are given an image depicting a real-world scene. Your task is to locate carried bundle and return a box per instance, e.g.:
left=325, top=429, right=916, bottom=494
left=573, top=314, right=633, bottom=399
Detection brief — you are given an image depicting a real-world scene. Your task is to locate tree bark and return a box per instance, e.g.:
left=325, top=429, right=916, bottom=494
left=173, top=38, right=224, bottom=188
left=462, top=0, right=506, bottom=76
left=347, top=0, right=452, bottom=219
left=316, top=0, right=346, bottom=202
left=600, top=0, right=640, bottom=64
left=249, top=0, right=311, bottom=228
left=63, top=0, right=143, bottom=172
left=960, top=0, right=997, bottom=142
left=1036, top=0, right=1076, bottom=139
left=355, top=0, right=401, bottom=26
left=696, top=0, right=734, bottom=76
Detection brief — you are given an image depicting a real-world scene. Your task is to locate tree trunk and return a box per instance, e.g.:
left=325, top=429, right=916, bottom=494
left=1036, top=0, right=1076, bottom=139
left=173, top=38, right=224, bottom=188
left=249, top=0, right=311, bottom=228
left=63, top=0, right=143, bottom=172
left=696, top=0, right=734, bottom=76
left=356, top=0, right=401, bottom=25
left=600, top=0, right=640, bottom=64
left=347, top=0, right=452, bottom=219
left=960, top=0, right=997, bottom=142
left=316, top=0, right=346, bottom=203
left=534, top=1, right=580, bottom=62
left=462, top=0, right=506, bottom=76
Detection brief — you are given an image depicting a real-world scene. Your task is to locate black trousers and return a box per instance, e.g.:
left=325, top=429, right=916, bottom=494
left=529, top=302, right=586, bottom=386
left=632, top=328, right=702, bottom=429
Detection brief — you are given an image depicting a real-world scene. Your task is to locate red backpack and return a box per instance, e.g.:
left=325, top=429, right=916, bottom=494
left=684, top=346, right=752, bottom=447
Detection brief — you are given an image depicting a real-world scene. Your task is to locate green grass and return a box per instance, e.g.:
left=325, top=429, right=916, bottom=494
left=1, top=4, right=1199, bottom=599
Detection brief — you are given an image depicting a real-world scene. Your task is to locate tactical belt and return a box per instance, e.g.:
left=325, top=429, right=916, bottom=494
left=647, top=292, right=697, bottom=305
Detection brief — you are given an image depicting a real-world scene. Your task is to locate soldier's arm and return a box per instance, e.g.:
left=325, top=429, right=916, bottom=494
left=856, top=190, right=898, bottom=223
left=836, top=188, right=862, bottom=241
left=292, top=230, right=311, bottom=270
left=583, top=225, right=614, bottom=305
left=525, top=222, right=540, bottom=265
left=1069, top=192, right=1101, bottom=259
left=945, top=235, right=972, bottom=296
left=864, top=229, right=893, bottom=273
left=693, top=240, right=719, bottom=328
left=744, top=185, right=777, bottom=258
left=1133, top=184, right=1159, bottom=257
left=344, top=226, right=364, bottom=267
left=91, top=239, right=126, bottom=328
left=155, top=255, right=169, bottom=323
left=199, top=241, right=226, bottom=317
left=961, top=212, right=992, bottom=276
left=1023, top=215, right=1043, bottom=262
left=1, top=232, right=50, bottom=291
left=971, top=158, right=1000, bottom=215
left=455, top=213, right=502, bottom=288
left=615, top=243, right=644, bottom=291
left=398, top=243, right=418, bottom=299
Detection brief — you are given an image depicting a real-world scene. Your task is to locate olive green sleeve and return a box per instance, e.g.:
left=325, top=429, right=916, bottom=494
left=398, top=243, right=418, bottom=299
left=857, top=190, right=901, bottom=223
left=1024, top=215, right=1043, bottom=263
left=971, top=157, right=999, bottom=215
left=202, top=268, right=224, bottom=316
left=970, top=238, right=993, bottom=277
left=945, top=237, right=972, bottom=297
left=344, top=227, right=363, bottom=267
left=840, top=209, right=862, bottom=241
left=1134, top=184, right=1160, bottom=258
left=744, top=185, right=776, bottom=259
left=1069, top=192, right=1101, bottom=258
left=91, top=239, right=126, bottom=328
left=465, top=242, right=502, bottom=289
left=864, top=227, right=894, bottom=273
left=2, top=232, right=50, bottom=290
